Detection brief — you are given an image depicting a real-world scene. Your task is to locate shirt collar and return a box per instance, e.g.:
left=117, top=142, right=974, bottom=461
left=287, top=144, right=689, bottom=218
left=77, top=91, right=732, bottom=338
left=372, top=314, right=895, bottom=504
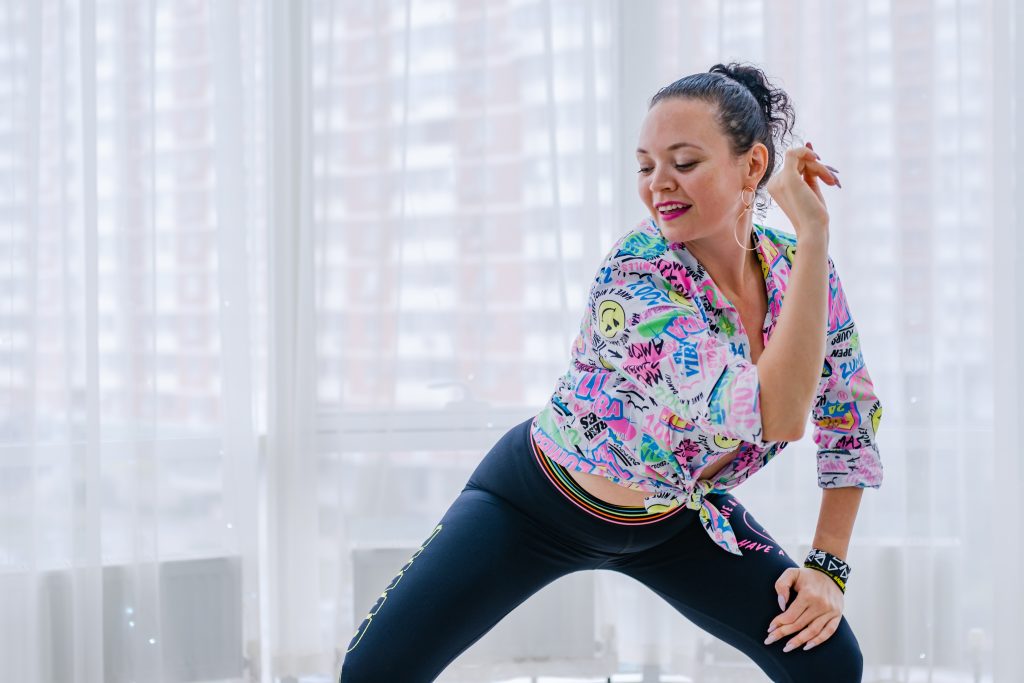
left=641, top=216, right=786, bottom=319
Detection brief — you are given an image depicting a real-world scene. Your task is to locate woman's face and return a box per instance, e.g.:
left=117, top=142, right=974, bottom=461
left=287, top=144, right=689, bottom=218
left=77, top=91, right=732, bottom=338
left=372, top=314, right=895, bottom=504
left=636, top=97, right=766, bottom=245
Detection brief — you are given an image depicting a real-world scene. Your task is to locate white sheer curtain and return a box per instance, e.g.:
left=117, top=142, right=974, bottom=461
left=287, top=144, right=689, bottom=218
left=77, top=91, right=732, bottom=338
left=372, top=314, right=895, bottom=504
left=2, top=0, right=1020, bottom=682
left=0, top=0, right=268, bottom=681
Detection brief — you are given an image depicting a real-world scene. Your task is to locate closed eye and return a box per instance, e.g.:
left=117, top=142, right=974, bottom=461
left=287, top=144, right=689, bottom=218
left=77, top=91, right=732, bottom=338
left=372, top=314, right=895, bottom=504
left=637, top=162, right=696, bottom=174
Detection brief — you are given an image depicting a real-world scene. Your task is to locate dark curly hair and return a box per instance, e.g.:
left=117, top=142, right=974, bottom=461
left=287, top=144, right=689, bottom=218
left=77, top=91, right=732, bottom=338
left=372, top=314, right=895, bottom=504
left=647, top=61, right=797, bottom=217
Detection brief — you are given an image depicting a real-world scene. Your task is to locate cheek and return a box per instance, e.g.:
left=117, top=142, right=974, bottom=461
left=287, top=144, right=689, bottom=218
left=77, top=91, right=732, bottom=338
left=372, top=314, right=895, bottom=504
left=686, top=173, right=713, bottom=196
left=688, top=174, right=729, bottom=207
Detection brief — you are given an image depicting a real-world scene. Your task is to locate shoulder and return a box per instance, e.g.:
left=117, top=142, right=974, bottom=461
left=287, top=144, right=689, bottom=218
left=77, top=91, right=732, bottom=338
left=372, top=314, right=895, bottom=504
left=610, top=216, right=671, bottom=262
left=756, top=223, right=799, bottom=267
left=592, top=217, right=675, bottom=286
left=758, top=223, right=797, bottom=247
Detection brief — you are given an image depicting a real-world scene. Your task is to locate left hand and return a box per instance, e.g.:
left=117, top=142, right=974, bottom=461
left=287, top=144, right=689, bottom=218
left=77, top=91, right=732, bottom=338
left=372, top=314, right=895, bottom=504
left=764, top=567, right=844, bottom=653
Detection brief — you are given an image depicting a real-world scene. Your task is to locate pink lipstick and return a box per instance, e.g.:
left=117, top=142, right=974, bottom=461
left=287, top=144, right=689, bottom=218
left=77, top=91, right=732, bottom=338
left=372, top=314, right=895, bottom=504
left=658, top=205, right=691, bottom=220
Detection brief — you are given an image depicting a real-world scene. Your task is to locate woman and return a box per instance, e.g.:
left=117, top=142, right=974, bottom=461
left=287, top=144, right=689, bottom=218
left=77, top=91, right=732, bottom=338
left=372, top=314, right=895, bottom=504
left=340, top=62, right=883, bottom=683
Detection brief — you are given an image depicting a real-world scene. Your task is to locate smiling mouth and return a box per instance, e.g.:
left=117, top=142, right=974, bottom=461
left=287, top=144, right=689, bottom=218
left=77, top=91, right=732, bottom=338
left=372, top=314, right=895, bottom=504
left=658, top=205, right=691, bottom=219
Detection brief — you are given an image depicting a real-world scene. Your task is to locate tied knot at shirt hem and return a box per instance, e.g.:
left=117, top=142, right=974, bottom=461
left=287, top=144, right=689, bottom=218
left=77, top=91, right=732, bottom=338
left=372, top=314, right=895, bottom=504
left=678, top=478, right=744, bottom=556
left=683, top=477, right=716, bottom=510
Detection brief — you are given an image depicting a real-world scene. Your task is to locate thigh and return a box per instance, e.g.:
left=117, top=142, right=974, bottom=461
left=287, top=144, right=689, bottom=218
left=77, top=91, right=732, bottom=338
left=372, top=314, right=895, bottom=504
left=339, top=487, right=593, bottom=682
left=610, top=493, right=864, bottom=683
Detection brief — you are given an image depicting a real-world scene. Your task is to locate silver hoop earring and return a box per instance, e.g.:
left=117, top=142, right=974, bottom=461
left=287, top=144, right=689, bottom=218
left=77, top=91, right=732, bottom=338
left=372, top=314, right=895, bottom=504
left=733, top=186, right=757, bottom=252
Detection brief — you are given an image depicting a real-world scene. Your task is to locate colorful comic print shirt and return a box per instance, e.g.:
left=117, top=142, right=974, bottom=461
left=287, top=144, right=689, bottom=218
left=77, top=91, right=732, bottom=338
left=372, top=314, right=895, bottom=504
left=530, top=216, right=884, bottom=556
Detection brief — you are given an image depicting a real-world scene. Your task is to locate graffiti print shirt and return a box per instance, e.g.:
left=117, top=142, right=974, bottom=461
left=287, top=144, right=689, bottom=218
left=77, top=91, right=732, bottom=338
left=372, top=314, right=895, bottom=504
left=530, top=216, right=884, bottom=556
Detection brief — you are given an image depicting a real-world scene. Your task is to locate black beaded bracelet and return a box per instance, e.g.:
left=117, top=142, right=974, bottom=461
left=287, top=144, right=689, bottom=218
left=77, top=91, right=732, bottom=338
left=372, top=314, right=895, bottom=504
left=803, top=548, right=850, bottom=593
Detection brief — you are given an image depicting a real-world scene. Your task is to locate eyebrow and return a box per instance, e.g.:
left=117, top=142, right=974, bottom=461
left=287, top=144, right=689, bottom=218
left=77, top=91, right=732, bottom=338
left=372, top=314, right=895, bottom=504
left=636, top=142, right=702, bottom=154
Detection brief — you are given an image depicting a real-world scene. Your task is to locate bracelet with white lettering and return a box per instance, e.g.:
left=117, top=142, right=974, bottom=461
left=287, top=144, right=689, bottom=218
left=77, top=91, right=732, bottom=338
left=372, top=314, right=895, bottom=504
left=803, top=548, right=850, bottom=593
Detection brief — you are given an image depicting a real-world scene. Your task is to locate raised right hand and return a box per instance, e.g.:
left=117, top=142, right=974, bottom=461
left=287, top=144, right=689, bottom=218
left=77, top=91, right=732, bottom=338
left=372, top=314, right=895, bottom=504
left=765, top=142, right=839, bottom=244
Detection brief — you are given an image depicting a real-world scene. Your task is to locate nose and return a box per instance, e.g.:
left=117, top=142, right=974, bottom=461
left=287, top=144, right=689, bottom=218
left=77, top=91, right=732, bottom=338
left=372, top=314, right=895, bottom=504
left=648, top=165, right=676, bottom=194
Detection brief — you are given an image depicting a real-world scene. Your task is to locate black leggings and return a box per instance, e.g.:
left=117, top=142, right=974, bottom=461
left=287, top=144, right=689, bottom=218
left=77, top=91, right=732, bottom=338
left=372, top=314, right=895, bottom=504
left=340, top=416, right=863, bottom=682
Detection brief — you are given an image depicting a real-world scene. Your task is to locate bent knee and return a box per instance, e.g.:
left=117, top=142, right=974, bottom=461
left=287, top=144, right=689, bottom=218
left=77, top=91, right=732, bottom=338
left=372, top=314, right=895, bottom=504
left=831, top=643, right=864, bottom=679
left=779, top=623, right=863, bottom=683
left=811, top=630, right=863, bottom=683
left=841, top=623, right=864, bottom=681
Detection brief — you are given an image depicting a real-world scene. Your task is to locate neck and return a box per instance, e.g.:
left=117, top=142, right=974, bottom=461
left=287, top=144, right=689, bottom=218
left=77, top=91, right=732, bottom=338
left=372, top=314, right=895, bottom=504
left=684, top=221, right=761, bottom=300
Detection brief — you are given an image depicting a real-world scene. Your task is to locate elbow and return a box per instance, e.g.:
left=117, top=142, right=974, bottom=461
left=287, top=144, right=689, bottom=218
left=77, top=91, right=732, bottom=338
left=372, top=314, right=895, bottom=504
left=786, top=423, right=807, bottom=442
left=762, top=418, right=806, bottom=443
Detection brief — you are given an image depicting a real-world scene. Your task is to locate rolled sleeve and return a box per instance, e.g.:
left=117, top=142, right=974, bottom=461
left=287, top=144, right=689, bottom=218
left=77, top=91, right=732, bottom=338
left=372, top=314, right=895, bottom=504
left=812, top=257, right=884, bottom=488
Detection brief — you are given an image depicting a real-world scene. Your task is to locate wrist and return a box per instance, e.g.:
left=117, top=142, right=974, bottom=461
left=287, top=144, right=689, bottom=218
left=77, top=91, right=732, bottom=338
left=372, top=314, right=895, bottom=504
left=804, top=547, right=851, bottom=593
left=795, top=229, right=829, bottom=252
left=810, top=536, right=849, bottom=563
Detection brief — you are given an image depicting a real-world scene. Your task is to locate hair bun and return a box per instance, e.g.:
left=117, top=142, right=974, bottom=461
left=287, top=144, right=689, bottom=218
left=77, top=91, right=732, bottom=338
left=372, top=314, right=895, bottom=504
left=709, top=62, right=773, bottom=120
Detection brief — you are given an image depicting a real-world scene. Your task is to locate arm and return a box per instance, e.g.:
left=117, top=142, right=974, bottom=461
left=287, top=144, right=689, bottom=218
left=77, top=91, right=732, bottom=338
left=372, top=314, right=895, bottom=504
left=811, top=487, right=863, bottom=561
left=756, top=231, right=830, bottom=441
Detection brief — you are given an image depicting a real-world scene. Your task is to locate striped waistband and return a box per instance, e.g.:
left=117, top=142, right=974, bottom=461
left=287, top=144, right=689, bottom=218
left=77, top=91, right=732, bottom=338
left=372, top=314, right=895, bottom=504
left=529, top=431, right=684, bottom=525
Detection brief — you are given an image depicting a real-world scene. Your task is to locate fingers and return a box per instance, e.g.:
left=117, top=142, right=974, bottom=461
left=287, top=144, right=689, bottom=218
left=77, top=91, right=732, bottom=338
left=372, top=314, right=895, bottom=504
left=805, top=141, right=842, bottom=177
left=773, top=567, right=798, bottom=596
left=781, top=145, right=817, bottom=178
left=796, top=153, right=832, bottom=207
left=803, top=158, right=841, bottom=187
left=782, top=144, right=841, bottom=187
left=764, top=571, right=844, bottom=653
left=782, top=612, right=839, bottom=653
left=765, top=611, right=811, bottom=647
left=803, top=168, right=825, bottom=205
left=803, top=614, right=842, bottom=652
left=765, top=599, right=810, bottom=644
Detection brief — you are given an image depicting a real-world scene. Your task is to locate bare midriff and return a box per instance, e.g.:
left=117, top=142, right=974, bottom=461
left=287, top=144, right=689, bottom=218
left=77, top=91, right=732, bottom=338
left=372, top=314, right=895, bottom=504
left=563, top=445, right=744, bottom=508
left=564, top=289, right=767, bottom=510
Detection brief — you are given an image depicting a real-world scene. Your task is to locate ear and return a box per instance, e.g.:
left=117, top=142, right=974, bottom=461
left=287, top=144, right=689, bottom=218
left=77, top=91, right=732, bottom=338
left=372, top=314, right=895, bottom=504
left=745, top=142, right=770, bottom=187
